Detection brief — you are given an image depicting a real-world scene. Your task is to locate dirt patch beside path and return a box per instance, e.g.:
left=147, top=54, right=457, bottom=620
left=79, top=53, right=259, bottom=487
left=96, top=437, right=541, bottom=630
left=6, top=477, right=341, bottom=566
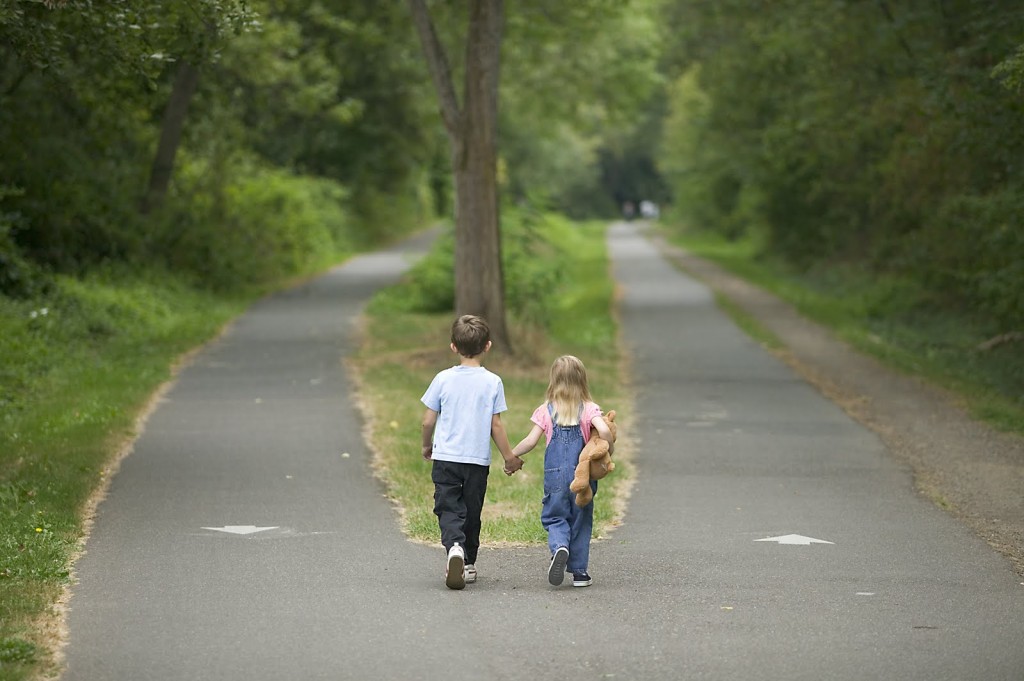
left=650, top=230, right=1024, bottom=578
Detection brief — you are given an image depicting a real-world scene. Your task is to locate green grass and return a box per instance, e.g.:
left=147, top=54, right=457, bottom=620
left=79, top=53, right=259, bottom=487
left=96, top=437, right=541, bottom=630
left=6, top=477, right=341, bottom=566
left=351, top=216, right=630, bottom=547
left=665, top=227, right=1024, bottom=434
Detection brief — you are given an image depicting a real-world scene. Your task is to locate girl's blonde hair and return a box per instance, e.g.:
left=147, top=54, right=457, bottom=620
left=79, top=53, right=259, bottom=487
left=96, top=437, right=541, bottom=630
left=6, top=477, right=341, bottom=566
left=546, top=355, right=592, bottom=426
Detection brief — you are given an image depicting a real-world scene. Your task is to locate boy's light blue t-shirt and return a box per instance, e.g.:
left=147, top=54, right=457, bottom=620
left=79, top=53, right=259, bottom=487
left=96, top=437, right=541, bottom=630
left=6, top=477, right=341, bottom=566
left=421, top=365, right=507, bottom=466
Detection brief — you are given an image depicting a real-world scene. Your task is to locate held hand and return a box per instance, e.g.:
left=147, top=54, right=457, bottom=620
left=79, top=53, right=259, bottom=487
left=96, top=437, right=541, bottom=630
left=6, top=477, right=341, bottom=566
left=422, top=445, right=433, bottom=461
left=503, top=455, right=524, bottom=475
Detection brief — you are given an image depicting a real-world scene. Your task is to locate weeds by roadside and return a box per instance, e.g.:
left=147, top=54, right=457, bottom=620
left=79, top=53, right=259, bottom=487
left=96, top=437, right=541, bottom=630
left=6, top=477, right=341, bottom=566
left=0, top=269, right=252, bottom=680
left=665, top=227, right=1024, bottom=435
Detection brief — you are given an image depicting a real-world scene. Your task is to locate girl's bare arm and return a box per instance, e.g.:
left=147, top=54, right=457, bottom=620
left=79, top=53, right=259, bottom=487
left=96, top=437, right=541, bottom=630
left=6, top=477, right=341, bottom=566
left=592, top=416, right=614, bottom=455
left=512, top=424, right=544, bottom=457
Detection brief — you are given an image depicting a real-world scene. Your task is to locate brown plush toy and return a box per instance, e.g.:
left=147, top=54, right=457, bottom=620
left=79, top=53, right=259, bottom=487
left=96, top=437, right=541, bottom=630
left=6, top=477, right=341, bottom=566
left=569, top=410, right=617, bottom=507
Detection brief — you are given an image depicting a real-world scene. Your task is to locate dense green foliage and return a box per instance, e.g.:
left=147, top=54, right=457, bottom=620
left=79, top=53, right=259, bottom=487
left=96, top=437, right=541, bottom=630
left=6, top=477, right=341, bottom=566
left=654, top=0, right=1024, bottom=335
left=0, top=0, right=437, bottom=297
left=0, top=0, right=665, bottom=295
left=499, top=1, right=665, bottom=215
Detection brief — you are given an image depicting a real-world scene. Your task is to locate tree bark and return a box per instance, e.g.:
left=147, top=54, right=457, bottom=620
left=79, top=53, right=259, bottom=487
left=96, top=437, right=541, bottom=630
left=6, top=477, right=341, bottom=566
left=407, top=0, right=511, bottom=351
left=140, top=60, right=200, bottom=215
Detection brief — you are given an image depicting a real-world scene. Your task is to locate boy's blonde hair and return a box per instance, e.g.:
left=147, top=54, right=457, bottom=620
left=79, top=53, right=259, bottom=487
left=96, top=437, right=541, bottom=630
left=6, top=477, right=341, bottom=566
left=546, top=355, right=592, bottom=426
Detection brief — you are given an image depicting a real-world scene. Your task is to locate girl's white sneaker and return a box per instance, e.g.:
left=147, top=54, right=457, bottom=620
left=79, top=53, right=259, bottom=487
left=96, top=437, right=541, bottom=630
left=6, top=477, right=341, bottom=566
left=464, top=564, right=477, bottom=583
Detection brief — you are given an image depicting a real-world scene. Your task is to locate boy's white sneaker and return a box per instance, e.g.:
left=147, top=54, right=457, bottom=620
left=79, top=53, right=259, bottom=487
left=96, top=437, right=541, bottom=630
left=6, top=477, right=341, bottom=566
left=464, top=564, right=477, bottom=584
left=445, top=544, right=466, bottom=590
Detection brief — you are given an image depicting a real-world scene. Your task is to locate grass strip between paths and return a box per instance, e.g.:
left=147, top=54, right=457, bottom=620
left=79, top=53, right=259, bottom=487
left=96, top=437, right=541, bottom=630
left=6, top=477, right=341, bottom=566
left=349, top=219, right=633, bottom=549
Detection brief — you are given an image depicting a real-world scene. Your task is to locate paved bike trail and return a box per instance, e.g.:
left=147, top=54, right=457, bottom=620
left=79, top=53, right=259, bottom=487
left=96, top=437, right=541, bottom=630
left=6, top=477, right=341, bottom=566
left=61, top=223, right=1024, bottom=680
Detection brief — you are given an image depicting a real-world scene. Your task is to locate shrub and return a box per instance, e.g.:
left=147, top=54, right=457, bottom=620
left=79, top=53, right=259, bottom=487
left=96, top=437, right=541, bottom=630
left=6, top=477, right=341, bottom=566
left=368, top=205, right=567, bottom=328
left=913, top=190, right=1024, bottom=329
left=370, top=226, right=455, bottom=314
left=157, top=158, right=350, bottom=291
left=347, top=181, right=432, bottom=249
left=0, top=637, right=36, bottom=665
left=0, top=203, right=49, bottom=299
left=501, top=206, right=567, bottom=327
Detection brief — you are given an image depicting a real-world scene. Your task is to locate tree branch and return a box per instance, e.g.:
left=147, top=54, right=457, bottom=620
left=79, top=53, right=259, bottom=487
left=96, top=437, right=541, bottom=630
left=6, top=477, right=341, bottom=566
left=406, top=0, right=462, bottom=139
left=977, top=332, right=1024, bottom=351
left=140, top=60, right=201, bottom=215
left=875, top=0, right=914, bottom=61
left=2, top=67, right=30, bottom=100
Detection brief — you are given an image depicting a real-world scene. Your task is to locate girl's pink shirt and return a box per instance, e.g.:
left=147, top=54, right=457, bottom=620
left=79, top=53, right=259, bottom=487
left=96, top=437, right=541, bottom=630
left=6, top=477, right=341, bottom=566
left=530, top=401, right=603, bottom=446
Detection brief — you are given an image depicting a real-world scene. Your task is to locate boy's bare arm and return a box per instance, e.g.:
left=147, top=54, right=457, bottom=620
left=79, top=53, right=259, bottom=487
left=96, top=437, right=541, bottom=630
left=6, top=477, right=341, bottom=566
left=512, top=425, right=544, bottom=457
left=421, top=408, right=438, bottom=460
left=490, top=414, right=523, bottom=474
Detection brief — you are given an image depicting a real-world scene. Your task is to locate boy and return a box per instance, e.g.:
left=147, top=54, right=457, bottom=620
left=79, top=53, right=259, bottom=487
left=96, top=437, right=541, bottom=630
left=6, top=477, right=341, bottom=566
left=421, top=315, right=523, bottom=590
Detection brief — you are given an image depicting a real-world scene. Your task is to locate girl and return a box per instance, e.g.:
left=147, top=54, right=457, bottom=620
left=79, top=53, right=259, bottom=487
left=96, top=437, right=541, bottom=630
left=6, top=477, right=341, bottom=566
left=512, top=355, right=614, bottom=587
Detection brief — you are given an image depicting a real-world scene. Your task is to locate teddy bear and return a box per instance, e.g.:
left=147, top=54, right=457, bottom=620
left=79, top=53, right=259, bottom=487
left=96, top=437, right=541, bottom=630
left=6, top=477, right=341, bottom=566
left=569, top=410, right=617, bottom=507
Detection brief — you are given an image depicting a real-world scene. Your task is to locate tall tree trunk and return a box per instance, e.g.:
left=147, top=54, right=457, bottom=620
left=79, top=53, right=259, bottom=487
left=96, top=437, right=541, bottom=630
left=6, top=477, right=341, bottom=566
left=407, top=0, right=511, bottom=351
left=455, top=0, right=508, bottom=349
left=140, top=60, right=200, bottom=215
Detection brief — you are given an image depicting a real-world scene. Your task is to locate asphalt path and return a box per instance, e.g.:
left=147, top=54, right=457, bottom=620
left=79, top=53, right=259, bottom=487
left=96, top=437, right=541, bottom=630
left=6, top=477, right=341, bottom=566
left=62, top=222, right=1024, bottom=680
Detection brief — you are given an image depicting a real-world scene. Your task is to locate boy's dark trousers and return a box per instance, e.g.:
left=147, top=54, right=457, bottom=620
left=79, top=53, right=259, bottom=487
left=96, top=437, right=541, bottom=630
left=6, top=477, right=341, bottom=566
left=432, top=459, right=489, bottom=564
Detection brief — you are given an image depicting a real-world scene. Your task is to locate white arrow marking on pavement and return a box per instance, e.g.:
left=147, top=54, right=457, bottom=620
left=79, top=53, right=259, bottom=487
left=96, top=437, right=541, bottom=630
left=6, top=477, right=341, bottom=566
left=755, top=534, right=834, bottom=545
left=202, top=525, right=279, bottom=535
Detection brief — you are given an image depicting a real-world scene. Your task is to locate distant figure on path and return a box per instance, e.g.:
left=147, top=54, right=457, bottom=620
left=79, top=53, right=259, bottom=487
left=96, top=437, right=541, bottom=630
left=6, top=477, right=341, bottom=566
left=420, top=315, right=524, bottom=590
left=639, top=200, right=660, bottom=219
left=512, top=355, right=614, bottom=588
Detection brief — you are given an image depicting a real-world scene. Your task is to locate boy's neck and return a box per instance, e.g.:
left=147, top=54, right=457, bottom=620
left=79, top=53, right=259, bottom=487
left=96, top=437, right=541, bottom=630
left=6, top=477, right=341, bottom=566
left=459, top=355, right=483, bottom=368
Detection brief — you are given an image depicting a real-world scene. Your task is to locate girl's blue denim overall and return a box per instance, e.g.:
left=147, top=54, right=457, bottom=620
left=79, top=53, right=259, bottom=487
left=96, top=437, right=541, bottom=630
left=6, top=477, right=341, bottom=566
left=541, top=416, right=597, bottom=573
